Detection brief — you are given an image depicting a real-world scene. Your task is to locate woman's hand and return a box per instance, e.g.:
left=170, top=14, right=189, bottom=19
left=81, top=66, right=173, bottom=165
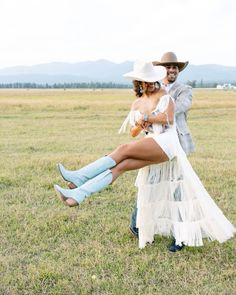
left=136, top=117, right=145, bottom=129
left=136, top=116, right=151, bottom=130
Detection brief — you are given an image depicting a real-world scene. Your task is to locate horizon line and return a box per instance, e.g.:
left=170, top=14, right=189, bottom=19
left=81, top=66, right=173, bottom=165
left=0, top=59, right=236, bottom=70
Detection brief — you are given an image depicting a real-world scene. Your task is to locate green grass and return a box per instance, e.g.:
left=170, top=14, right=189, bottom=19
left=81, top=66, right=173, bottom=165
left=0, top=88, right=235, bottom=295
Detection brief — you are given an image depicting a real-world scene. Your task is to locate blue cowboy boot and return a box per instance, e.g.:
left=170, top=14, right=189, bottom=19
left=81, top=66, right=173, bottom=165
left=54, top=169, right=113, bottom=206
left=58, top=156, right=116, bottom=187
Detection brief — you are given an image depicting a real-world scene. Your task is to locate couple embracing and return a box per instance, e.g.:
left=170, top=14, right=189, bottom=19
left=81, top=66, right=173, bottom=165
left=54, top=52, right=235, bottom=252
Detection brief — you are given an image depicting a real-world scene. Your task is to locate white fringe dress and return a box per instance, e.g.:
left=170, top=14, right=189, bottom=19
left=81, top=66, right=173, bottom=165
left=119, top=94, right=235, bottom=249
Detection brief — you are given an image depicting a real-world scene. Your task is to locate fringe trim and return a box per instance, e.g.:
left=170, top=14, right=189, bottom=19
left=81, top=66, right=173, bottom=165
left=137, top=217, right=236, bottom=249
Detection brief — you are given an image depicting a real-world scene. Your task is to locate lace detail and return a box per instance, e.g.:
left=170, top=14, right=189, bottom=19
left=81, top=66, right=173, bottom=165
left=136, top=156, right=235, bottom=248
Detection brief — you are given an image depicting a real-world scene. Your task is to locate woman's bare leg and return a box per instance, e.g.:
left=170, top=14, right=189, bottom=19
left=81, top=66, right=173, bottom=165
left=63, top=137, right=168, bottom=189
left=68, top=157, right=162, bottom=187
left=67, top=157, right=159, bottom=189
left=64, top=158, right=159, bottom=206
left=111, top=158, right=158, bottom=182
left=109, top=137, right=168, bottom=164
left=56, top=139, right=168, bottom=207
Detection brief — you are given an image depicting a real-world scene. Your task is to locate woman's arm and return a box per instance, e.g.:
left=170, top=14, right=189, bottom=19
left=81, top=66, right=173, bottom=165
left=140, top=97, right=174, bottom=126
left=150, top=98, right=174, bottom=125
left=129, top=98, right=145, bottom=137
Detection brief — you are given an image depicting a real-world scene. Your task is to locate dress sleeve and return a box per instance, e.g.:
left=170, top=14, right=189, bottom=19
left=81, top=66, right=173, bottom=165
left=157, top=95, right=174, bottom=113
left=118, top=111, right=136, bottom=134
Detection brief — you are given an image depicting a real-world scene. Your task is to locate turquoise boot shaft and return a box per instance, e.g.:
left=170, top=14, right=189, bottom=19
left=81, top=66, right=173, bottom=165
left=54, top=169, right=113, bottom=204
left=58, top=156, right=116, bottom=187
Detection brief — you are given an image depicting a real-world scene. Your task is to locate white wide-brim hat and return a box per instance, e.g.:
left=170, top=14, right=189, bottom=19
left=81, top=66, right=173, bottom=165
left=123, top=61, right=166, bottom=82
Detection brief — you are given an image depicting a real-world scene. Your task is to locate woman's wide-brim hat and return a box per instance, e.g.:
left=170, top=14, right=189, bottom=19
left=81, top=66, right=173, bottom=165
left=152, top=52, right=189, bottom=72
left=123, top=61, right=166, bottom=82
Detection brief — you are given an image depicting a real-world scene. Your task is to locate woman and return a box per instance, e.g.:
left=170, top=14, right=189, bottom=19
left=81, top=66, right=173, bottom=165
left=54, top=61, right=235, bottom=249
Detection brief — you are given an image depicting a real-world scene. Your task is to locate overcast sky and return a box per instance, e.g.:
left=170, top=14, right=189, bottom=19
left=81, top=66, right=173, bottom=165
left=0, top=0, right=235, bottom=69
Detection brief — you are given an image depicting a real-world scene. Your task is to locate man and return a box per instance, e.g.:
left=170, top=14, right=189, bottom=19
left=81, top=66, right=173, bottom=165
left=154, top=52, right=195, bottom=154
left=130, top=52, right=195, bottom=252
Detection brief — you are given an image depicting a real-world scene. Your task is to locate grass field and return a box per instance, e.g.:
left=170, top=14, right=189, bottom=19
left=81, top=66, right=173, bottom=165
left=0, top=88, right=235, bottom=295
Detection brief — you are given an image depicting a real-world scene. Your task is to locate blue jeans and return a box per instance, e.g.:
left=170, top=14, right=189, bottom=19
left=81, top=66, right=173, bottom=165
left=130, top=206, right=138, bottom=229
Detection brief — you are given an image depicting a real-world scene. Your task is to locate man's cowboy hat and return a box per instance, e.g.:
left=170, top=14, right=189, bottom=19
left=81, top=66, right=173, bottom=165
left=152, top=52, right=189, bottom=72
left=123, top=61, right=166, bottom=82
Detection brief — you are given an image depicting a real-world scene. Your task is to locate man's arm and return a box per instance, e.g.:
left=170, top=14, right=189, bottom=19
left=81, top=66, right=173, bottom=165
left=174, top=85, right=192, bottom=115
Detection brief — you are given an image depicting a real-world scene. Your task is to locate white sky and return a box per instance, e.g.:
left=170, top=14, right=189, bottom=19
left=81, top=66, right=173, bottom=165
left=0, top=0, right=235, bottom=69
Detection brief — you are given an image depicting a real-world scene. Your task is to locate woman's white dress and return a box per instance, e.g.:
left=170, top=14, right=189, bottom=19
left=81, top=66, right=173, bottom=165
left=119, top=94, right=235, bottom=248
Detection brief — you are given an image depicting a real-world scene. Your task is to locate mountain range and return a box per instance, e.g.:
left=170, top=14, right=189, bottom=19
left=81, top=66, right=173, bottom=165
left=0, top=59, right=235, bottom=84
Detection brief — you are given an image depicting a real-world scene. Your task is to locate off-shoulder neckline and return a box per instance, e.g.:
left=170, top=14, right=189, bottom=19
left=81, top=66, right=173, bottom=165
left=132, top=94, right=170, bottom=114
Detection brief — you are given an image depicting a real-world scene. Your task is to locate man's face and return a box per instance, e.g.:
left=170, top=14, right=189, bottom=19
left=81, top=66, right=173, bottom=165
left=165, top=64, right=179, bottom=83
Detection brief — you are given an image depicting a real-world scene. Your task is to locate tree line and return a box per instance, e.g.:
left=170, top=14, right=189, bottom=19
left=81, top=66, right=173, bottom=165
left=186, top=80, right=236, bottom=88
left=0, top=81, right=235, bottom=89
left=0, top=82, right=132, bottom=89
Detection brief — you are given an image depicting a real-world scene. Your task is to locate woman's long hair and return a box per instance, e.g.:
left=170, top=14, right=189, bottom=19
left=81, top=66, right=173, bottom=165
left=133, top=80, right=161, bottom=97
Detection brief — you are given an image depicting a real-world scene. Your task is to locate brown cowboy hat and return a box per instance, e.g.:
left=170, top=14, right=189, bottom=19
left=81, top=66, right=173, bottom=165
left=152, top=52, right=189, bottom=72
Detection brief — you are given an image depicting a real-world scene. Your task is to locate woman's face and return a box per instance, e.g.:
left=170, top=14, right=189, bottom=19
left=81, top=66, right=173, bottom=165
left=143, top=82, right=156, bottom=94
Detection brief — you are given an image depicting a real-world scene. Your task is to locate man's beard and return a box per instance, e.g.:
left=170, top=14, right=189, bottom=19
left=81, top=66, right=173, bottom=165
left=167, top=73, right=178, bottom=83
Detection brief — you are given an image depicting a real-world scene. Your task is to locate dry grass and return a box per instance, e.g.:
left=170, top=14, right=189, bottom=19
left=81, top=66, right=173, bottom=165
left=0, top=89, right=235, bottom=294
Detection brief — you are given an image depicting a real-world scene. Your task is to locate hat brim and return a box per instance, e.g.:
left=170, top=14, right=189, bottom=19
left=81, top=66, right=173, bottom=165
left=152, top=61, right=189, bottom=72
left=123, top=67, right=166, bottom=82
